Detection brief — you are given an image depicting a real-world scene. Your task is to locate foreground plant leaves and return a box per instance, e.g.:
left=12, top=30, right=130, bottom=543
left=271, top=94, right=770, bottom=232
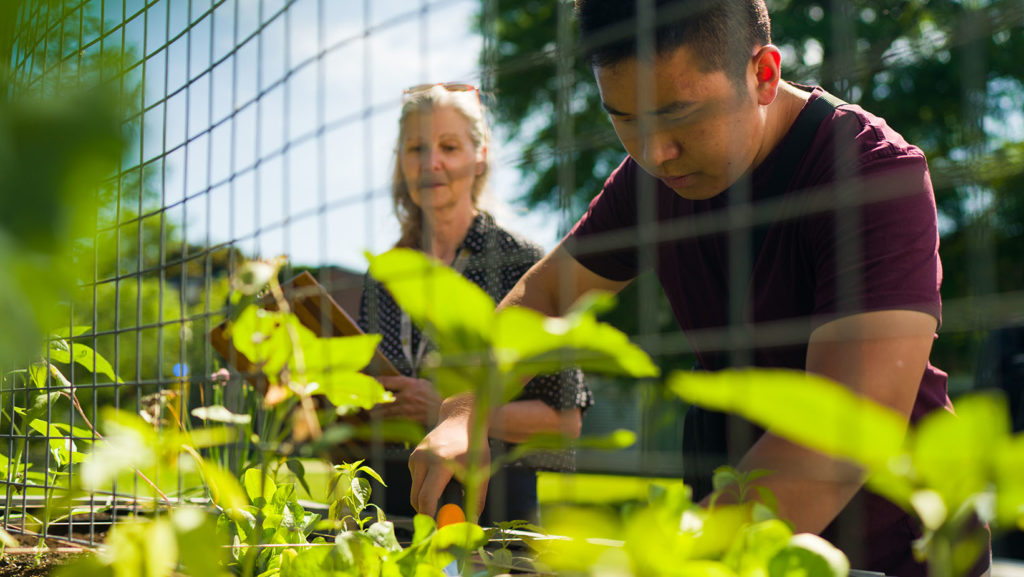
left=668, top=368, right=907, bottom=470
left=669, top=368, right=1024, bottom=574
left=535, top=484, right=848, bottom=577
left=229, top=306, right=391, bottom=411
left=367, top=248, right=659, bottom=401
left=53, top=508, right=230, bottom=577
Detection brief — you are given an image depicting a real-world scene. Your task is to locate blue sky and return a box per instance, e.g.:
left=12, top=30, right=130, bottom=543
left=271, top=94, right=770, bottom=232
left=130, top=0, right=562, bottom=271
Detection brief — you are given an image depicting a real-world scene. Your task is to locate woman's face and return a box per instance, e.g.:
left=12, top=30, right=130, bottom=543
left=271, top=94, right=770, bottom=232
left=400, top=104, right=485, bottom=217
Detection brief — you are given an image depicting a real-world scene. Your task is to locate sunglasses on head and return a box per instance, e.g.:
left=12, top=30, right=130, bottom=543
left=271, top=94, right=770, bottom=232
left=402, top=82, right=479, bottom=103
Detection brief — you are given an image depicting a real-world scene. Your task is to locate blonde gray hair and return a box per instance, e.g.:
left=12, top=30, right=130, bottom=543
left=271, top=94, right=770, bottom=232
left=392, top=85, right=491, bottom=249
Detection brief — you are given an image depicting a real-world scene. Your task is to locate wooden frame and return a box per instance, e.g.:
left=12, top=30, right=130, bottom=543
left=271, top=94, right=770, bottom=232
left=209, top=271, right=400, bottom=390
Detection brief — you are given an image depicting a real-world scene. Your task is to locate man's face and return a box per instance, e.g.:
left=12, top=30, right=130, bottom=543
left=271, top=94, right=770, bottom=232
left=596, top=45, right=766, bottom=201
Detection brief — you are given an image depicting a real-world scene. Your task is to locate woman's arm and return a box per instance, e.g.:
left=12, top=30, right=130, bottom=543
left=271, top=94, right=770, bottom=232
left=489, top=401, right=583, bottom=443
left=371, top=378, right=584, bottom=443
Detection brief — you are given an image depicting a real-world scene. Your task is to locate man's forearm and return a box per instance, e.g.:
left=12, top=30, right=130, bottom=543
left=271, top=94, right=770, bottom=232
left=726, top=432, right=866, bottom=534
left=497, top=244, right=631, bottom=316
left=498, top=258, right=566, bottom=316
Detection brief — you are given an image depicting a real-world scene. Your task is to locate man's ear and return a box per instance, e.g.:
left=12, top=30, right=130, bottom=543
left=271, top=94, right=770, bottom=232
left=752, top=44, right=782, bottom=105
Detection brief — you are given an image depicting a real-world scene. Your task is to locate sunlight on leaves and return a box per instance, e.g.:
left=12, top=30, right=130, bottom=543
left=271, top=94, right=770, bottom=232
left=190, top=405, right=252, bottom=425
left=366, top=248, right=495, bottom=353
left=368, top=248, right=659, bottom=403
left=668, top=368, right=907, bottom=469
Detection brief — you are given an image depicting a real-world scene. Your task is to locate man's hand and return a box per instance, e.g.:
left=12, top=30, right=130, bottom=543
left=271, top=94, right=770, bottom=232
left=408, top=395, right=489, bottom=518
left=371, top=376, right=441, bottom=426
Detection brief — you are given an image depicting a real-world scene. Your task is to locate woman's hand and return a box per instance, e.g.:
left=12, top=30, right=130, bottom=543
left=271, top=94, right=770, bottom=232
left=408, top=394, right=489, bottom=518
left=371, top=376, right=441, bottom=427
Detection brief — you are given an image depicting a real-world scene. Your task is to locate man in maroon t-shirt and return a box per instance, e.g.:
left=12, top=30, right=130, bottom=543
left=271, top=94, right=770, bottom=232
left=408, top=1, right=989, bottom=574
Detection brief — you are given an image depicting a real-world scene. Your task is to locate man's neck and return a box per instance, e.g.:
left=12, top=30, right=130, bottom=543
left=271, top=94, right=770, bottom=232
left=759, top=81, right=812, bottom=164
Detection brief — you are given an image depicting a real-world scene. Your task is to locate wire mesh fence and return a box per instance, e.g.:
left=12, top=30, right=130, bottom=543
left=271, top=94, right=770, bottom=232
left=1, top=0, right=1023, bottom=572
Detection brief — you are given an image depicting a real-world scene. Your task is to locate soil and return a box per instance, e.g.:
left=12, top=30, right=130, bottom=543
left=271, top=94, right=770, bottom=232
left=0, top=552, right=82, bottom=577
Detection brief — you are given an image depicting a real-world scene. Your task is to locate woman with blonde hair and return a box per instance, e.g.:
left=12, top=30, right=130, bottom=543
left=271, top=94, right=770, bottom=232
left=358, top=83, right=592, bottom=524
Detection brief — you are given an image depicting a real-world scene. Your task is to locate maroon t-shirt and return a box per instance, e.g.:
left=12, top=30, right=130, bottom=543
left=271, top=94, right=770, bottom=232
left=566, top=88, right=966, bottom=575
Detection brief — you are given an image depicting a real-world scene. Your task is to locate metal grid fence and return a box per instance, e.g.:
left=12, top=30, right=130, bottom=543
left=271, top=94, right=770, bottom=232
left=2, top=0, right=1022, bottom=559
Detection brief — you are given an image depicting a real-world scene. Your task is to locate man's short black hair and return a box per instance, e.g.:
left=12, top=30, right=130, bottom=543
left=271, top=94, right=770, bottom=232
left=575, top=0, right=771, bottom=81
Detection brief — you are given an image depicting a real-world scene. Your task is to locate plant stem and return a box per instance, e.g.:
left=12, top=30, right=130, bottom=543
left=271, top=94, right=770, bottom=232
left=267, top=277, right=321, bottom=441
left=463, top=367, right=499, bottom=524
left=61, top=389, right=173, bottom=505
left=928, top=533, right=954, bottom=577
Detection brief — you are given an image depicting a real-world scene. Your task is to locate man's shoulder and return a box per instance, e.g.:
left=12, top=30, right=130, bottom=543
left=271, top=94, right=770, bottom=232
left=818, top=92, right=925, bottom=164
left=787, top=89, right=929, bottom=190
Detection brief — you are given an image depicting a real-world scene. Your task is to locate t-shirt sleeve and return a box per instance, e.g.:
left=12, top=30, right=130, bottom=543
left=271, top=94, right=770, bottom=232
left=809, top=152, right=943, bottom=327
left=564, top=157, right=642, bottom=282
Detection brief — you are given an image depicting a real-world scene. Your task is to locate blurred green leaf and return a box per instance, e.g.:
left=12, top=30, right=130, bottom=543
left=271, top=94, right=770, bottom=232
left=910, top=393, right=1008, bottom=513
left=229, top=307, right=295, bottom=381
left=242, top=468, right=276, bottom=505
left=725, top=519, right=793, bottom=569
left=334, top=531, right=383, bottom=575
left=495, top=306, right=660, bottom=381
left=172, top=507, right=231, bottom=577
left=367, top=248, right=495, bottom=354
left=317, top=371, right=392, bottom=413
left=27, top=362, right=47, bottom=388
left=80, top=411, right=156, bottom=491
left=712, top=467, right=741, bottom=494
left=367, top=520, right=402, bottom=553
left=0, top=75, right=123, bottom=367
left=182, top=426, right=238, bottom=450
left=368, top=249, right=657, bottom=403
left=190, top=405, right=252, bottom=425
left=536, top=506, right=626, bottom=574
left=412, top=513, right=436, bottom=546
left=229, top=303, right=389, bottom=411
left=432, top=521, right=488, bottom=555
left=910, top=489, right=948, bottom=531
left=53, top=325, right=93, bottom=338
left=668, top=368, right=907, bottom=470
left=623, top=505, right=696, bottom=574
left=768, top=533, right=850, bottom=577
left=198, top=461, right=249, bottom=518
left=994, top=436, right=1024, bottom=530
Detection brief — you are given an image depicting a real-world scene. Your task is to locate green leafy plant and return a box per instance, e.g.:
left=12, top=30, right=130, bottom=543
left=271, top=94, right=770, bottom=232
left=708, top=466, right=778, bottom=518
left=221, top=258, right=393, bottom=455
left=325, top=460, right=386, bottom=532
left=366, top=248, right=660, bottom=521
left=669, top=368, right=1024, bottom=577
left=217, top=468, right=322, bottom=576
left=479, top=519, right=544, bottom=575
left=1, top=335, right=130, bottom=547
left=533, top=483, right=849, bottom=577
left=53, top=507, right=231, bottom=577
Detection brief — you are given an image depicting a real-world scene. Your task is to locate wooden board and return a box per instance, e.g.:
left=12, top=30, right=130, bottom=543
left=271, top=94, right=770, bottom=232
left=209, top=271, right=400, bottom=392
